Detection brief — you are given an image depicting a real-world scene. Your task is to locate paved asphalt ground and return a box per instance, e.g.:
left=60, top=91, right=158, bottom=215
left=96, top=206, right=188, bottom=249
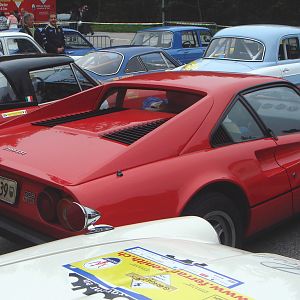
left=1, top=217, right=300, bottom=258
left=0, top=32, right=300, bottom=259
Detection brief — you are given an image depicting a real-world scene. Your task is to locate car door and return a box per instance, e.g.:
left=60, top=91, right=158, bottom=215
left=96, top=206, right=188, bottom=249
left=210, top=97, right=292, bottom=232
left=176, top=30, right=203, bottom=64
left=243, top=85, right=300, bottom=214
left=277, top=36, right=300, bottom=86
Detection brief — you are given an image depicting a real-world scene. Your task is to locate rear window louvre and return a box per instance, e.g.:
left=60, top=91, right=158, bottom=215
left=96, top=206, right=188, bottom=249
left=211, top=125, right=233, bottom=147
left=32, top=108, right=126, bottom=127
left=102, top=118, right=168, bottom=145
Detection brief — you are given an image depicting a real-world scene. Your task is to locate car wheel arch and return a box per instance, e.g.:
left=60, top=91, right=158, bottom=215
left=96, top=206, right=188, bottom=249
left=180, top=181, right=250, bottom=236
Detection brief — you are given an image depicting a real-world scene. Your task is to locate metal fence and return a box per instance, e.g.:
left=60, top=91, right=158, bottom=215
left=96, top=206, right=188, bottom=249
left=84, top=35, right=112, bottom=48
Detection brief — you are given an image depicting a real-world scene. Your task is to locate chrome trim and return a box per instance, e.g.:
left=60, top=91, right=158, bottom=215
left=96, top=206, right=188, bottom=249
left=73, top=203, right=101, bottom=231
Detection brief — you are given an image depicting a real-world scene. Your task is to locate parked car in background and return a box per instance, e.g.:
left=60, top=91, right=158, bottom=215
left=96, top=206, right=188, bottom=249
left=63, top=28, right=98, bottom=59
left=0, top=31, right=45, bottom=56
left=179, top=25, right=300, bottom=86
left=0, top=54, right=98, bottom=124
left=7, top=28, right=97, bottom=59
left=76, top=46, right=181, bottom=82
left=1, top=71, right=300, bottom=247
left=1, top=216, right=300, bottom=299
left=131, top=26, right=212, bottom=64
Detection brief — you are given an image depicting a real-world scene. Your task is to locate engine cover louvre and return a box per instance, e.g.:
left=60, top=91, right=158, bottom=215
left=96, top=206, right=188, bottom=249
left=102, top=118, right=169, bottom=145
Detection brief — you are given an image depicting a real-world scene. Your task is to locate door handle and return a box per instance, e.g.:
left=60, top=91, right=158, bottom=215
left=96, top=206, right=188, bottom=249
left=282, top=68, right=290, bottom=73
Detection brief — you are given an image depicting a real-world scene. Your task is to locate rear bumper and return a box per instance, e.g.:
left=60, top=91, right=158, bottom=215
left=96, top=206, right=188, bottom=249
left=0, top=215, right=54, bottom=244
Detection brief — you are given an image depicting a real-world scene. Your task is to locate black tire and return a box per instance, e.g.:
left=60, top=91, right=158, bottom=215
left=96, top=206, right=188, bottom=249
left=182, top=191, right=244, bottom=248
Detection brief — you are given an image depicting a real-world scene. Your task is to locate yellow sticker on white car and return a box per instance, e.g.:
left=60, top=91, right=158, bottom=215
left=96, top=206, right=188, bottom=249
left=64, top=247, right=252, bottom=300
left=2, top=110, right=27, bottom=118
left=183, top=61, right=199, bottom=71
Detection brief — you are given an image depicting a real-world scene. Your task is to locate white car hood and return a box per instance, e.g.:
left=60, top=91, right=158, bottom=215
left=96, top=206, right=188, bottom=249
left=0, top=217, right=299, bottom=299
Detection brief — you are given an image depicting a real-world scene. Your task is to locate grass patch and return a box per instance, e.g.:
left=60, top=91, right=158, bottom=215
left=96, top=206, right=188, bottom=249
left=91, top=24, right=157, bottom=33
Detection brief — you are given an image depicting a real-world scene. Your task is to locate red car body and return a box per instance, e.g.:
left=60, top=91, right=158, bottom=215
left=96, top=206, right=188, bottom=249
left=0, top=71, right=299, bottom=246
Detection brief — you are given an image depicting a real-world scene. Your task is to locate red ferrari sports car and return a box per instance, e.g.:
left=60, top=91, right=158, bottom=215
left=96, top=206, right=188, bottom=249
left=0, top=71, right=299, bottom=247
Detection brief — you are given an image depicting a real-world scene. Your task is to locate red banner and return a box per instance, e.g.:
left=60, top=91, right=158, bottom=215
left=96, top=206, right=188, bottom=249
left=0, top=0, right=56, bottom=22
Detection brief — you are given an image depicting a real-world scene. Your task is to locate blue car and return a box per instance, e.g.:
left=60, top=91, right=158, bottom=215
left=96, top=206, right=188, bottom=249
left=179, top=25, right=300, bottom=86
left=76, top=46, right=181, bottom=82
left=62, top=28, right=98, bottom=58
left=131, top=26, right=212, bottom=64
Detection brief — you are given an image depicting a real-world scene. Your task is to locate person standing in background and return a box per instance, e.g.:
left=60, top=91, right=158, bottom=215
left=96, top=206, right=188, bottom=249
left=20, top=13, right=45, bottom=48
left=79, top=5, right=94, bottom=35
left=70, top=6, right=80, bottom=30
left=0, top=12, right=8, bottom=31
left=7, top=11, right=18, bottom=29
left=14, top=10, right=20, bottom=24
left=19, top=8, right=26, bottom=27
left=43, top=13, right=65, bottom=54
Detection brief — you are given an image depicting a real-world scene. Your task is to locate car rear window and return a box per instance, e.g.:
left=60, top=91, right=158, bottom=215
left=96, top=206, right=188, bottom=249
left=77, top=51, right=123, bottom=75
left=131, top=31, right=173, bottom=48
left=99, top=88, right=203, bottom=114
left=205, top=37, right=265, bottom=61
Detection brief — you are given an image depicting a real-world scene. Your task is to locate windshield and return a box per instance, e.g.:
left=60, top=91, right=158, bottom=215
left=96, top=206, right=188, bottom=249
left=131, top=31, right=173, bottom=48
left=205, top=37, right=265, bottom=61
left=76, top=52, right=123, bottom=75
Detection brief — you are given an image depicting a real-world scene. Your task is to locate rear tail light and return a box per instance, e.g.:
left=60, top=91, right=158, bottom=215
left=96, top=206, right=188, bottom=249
left=57, top=198, right=100, bottom=231
left=37, top=188, right=60, bottom=223
left=37, top=188, right=100, bottom=232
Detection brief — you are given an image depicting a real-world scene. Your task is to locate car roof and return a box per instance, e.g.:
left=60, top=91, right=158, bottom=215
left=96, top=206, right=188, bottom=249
left=0, top=54, right=74, bottom=75
left=214, top=24, right=300, bottom=41
left=138, top=25, right=209, bottom=32
left=0, top=31, right=36, bottom=38
left=115, top=71, right=285, bottom=96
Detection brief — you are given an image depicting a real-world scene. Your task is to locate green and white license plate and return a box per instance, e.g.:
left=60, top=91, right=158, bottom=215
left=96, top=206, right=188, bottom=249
left=0, top=176, right=17, bottom=205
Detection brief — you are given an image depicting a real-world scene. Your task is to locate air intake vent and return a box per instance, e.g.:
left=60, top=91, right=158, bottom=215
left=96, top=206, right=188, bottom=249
left=211, top=125, right=233, bottom=147
left=33, top=108, right=125, bottom=127
left=102, top=118, right=168, bottom=145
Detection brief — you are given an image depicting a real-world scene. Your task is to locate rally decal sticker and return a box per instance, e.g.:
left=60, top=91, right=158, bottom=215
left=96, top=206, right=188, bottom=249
left=64, top=247, right=252, bottom=300
left=2, top=110, right=27, bottom=119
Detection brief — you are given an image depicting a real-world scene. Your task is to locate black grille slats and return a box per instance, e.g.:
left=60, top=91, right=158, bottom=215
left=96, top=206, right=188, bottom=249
left=211, top=125, right=233, bottom=147
left=102, top=119, right=168, bottom=145
left=33, top=108, right=125, bottom=127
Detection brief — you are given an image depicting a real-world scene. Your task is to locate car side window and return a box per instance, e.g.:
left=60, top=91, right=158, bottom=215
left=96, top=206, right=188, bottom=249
left=73, top=65, right=96, bottom=90
left=278, top=37, right=300, bottom=60
left=0, top=72, right=18, bottom=104
left=7, top=38, right=40, bottom=55
left=125, top=57, right=146, bottom=73
left=244, top=86, right=300, bottom=136
left=139, top=52, right=172, bottom=71
left=181, top=31, right=199, bottom=48
left=200, top=31, right=211, bottom=46
left=29, top=65, right=81, bottom=104
left=219, top=100, right=264, bottom=144
left=0, top=40, right=4, bottom=56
